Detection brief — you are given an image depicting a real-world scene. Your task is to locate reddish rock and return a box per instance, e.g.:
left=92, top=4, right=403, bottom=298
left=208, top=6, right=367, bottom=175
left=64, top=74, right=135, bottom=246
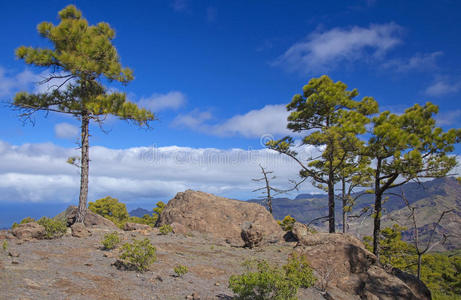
left=170, top=222, right=189, bottom=235
left=296, top=233, right=431, bottom=300
left=11, top=222, right=45, bottom=240
left=157, top=190, right=283, bottom=246
left=71, top=223, right=91, bottom=238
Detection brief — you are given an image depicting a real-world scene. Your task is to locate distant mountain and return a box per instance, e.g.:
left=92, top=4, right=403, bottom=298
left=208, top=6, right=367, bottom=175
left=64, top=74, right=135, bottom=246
left=247, top=177, right=461, bottom=251
left=129, top=208, right=151, bottom=218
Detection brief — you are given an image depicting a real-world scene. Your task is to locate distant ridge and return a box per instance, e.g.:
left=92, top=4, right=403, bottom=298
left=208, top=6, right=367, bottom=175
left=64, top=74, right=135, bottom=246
left=129, top=207, right=151, bottom=218
left=247, top=177, right=461, bottom=251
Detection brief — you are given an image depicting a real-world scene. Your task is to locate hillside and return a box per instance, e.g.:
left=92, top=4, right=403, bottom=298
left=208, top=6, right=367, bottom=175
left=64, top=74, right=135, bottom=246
left=249, top=177, right=461, bottom=251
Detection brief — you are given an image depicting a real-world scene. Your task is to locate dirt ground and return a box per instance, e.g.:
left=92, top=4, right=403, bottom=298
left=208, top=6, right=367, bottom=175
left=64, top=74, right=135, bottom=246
left=0, top=228, right=325, bottom=300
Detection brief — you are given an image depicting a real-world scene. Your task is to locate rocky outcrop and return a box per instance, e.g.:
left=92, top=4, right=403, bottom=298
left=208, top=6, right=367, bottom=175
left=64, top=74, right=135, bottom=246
left=12, top=222, right=45, bottom=240
left=157, top=190, right=283, bottom=246
left=55, top=206, right=119, bottom=230
left=294, top=231, right=431, bottom=300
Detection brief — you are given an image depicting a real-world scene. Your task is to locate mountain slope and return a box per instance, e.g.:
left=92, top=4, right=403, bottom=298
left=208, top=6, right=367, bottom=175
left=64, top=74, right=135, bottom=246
left=248, top=177, right=461, bottom=251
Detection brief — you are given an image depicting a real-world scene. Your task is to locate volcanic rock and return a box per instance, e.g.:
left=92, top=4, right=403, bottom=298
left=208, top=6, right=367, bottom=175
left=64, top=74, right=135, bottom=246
left=157, top=190, right=283, bottom=246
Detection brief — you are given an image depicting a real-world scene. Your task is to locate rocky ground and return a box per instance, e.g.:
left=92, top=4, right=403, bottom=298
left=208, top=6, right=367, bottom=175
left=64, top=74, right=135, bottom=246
left=0, top=190, right=432, bottom=300
left=0, top=228, right=324, bottom=300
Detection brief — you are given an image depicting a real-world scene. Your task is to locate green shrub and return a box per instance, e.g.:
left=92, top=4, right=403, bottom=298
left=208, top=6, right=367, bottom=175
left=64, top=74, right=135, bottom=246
left=229, top=260, right=299, bottom=300
left=37, top=217, right=67, bottom=239
left=2, top=241, right=7, bottom=251
left=278, top=215, right=296, bottom=231
left=229, top=254, right=316, bottom=300
left=11, top=216, right=36, bottom=229
left=89, top=196, right=129, bottom=226
left=174, top=265, right=189, bottom=277
left=120, top=238, right=156, bottom=272
left=159, top=224, right=173, bottom=235
left=283, top=252, right=316, bottom=288
left=102, top=232, right=121, bottom=250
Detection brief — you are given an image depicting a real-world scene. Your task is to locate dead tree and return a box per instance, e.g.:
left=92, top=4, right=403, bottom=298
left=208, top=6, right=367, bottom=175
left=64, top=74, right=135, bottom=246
left=393, top=189, right=454, bottom=279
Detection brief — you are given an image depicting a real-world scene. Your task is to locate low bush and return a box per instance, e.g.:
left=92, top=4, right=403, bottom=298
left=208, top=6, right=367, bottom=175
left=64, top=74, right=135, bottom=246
left=278, top=215, right=296, bottom=231
left=228, top=254, right=316, bottom=300
left=2, top=241, right=7, bottom=252
left=119, top=238, right=156, bottom=272
left=174, top=264, right=188, bottom=277
left=159, top=224, right=173, bottom=235
left=37, top=217, right=67, bottom=239
left=102, top=232, right=121, bottom=250
left=11, top=216, right=36, bottom=229
left=283, top=252, right=317, bottom=288
left=229, top=260, right=298, bottom=300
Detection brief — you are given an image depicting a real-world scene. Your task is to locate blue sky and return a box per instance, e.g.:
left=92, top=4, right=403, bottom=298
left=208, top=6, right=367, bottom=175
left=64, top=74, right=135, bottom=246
left=0, top=0, right=460, bottom=226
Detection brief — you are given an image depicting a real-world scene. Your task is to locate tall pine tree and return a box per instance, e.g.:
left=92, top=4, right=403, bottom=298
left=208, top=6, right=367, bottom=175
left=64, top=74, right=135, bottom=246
left=267, top=75, right=378, bottom=232
left=12, top=5, right=155, bottom=222
left=367, top=102, right=460, bottom=258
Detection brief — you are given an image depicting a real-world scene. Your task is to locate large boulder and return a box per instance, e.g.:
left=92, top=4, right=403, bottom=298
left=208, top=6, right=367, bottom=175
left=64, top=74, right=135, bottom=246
left=157, top=190, right=283, bottom=246
left=295, top=233, right=431, bottom=300
left=12, top=222, right=45, bottom=240
left=55, top=206, right=119, bottom=230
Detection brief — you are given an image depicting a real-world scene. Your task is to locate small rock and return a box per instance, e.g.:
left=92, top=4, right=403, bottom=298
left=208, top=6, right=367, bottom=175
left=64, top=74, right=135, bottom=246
left=71, top=223, right=91, bottom=238
left=11, top=260, right=19, bottom=264
left=155, top=275, right=163, bottom=282
left=8, top=250, right=19, bottom=258
left=215, top=282, right=220, bottom=286
left=84, top=263, right=92, bottom=267
left=241, top=222, right=263, bottom=248
left=123, top=222, right=151, bottom=231
left=131, top=233, right=137, bottom=237
left=291, top=222, right=309, bottom=241
left=185, top=293, right=200, bottom=300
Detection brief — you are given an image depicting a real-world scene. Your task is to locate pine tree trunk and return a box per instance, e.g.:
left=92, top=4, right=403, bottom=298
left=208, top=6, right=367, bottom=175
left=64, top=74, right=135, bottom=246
left=76, top=113, right=90, bottom=223
left=342, top=179, right=346, bottom=234
left=328, top=177, right=335, bottom=233
left=417, top=253, right=422, bottom=279
left=373, top=191, right=382, bottom=259
left=373, top=159, right=382, bottom=259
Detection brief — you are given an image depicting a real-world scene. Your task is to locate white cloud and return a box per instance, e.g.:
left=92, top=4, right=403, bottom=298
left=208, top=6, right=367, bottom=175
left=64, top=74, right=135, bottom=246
left=435, top=109, right=461, bottom=126
left=0, top=67, right=41, bottom=97
left=173, top=104, right=291, bottom=138
left=425, top=79, right=461, bottom=97
left=54, top=123, right=79, bottom=139
left=382, top=51, right=443, bottom=72
left=138, top=91, right=186, bottom=112
left=275, top=23, right=402, bottom=74
left=0, top=140, right=321, bottom=204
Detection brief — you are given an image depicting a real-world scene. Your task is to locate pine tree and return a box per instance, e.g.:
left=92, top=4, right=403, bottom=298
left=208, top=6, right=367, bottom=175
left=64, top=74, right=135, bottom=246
left=267, top=75, right=378, bottom=232
left=12, top=5, right=155, bottom=222
left=367, top=102, right=460, bottom=258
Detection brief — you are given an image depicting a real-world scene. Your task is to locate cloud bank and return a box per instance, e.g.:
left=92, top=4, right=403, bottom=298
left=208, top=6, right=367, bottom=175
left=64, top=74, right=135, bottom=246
left=0, top=140, right=320, bottom=204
